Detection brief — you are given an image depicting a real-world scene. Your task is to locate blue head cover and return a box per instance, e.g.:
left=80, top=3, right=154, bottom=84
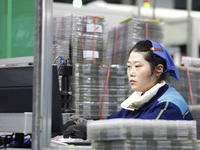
left=147, top=39, right=179, bottom=80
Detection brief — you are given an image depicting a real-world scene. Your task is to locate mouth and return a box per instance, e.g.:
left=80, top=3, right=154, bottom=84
left=130, top=80, right=136, bottom=85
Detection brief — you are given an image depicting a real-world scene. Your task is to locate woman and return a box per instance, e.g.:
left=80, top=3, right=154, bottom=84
left=107, top=39, right=194, bottom=120
left=63, top=40, right=194, bottom=140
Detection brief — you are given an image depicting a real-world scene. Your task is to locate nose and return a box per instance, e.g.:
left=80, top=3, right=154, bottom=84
left=128, top=67, right=135, bottom=77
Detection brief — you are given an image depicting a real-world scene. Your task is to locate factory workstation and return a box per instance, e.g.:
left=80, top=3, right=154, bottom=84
left=1, top=0, right=200, bottom=149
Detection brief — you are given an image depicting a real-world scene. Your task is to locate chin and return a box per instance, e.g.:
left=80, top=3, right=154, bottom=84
left=131, top=87, right=138, bottom=92
left=131, top=87, right=143, bottom=92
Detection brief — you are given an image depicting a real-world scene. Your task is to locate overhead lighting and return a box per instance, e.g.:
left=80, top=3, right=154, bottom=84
left=73, top=0, right=83, bottom=8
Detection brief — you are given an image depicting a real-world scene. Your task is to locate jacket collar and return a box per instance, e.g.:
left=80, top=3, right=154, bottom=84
left=139, top=84, right=168, bottom=112
left=121, top=80, right=166, bottom=111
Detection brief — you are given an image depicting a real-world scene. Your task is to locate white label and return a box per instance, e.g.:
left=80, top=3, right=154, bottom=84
left=86, top=24, right=102, bottom=33
left=83, top=50, right=99, bottom=59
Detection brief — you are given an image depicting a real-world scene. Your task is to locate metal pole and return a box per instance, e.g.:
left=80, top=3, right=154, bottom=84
left=152, top=0, right=156, bottom=19
left=40, top=0, right=53, bottom=148
left=190, top=19, right=200, bottom=57
left=187, top=0, right=199, bottom=57
left=33, top=0, right=53, bottom=149
left=187, top=0, right=192, bottom=56
left=32, top=0, right=42, bottom=149
left=137, top=0, right=141, bottom=18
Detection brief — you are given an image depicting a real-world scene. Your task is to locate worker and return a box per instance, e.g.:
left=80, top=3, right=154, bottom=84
left=63, top=39, right=194, bottom=140
left=107, top=39, right=194, bottom=120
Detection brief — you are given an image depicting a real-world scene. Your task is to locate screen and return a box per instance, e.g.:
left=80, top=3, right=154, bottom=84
left=0, top=65, right=63, bottom=136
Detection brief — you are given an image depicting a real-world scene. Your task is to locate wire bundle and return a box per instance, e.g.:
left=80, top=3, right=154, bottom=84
left=0, top=133, right=31, bottom=149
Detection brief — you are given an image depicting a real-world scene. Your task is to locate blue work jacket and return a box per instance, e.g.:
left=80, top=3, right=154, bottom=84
left=107, top=84, right=194, bottom=120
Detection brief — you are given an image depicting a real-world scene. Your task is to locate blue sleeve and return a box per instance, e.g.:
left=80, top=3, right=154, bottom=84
left=139, top=102, right=194, bottom=120
left=155, top=102, right=184, bottom=120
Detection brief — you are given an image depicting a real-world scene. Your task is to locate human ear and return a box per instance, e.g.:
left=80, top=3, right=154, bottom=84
left=156, top=64, right=164, bottom=74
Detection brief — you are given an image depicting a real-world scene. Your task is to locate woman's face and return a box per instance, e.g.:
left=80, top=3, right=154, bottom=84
left=127, top=51, right=159, bottom=93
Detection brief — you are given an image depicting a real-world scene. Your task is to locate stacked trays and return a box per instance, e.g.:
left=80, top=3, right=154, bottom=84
left=107, top=18, right=164, bottom=65
left=71, top=14, right=108, bottom=64
left=167, top=66, right=200, bottom=105
left=52, top=13, right=108, bottom=65
left=69, top=63, right=200, bottom=120
left=92, top=140, right=200, bottom=150
left=70, top=64, right=132, bottom=119
left=87, top=119, right=200, bottom=150
left=52, top=14, right=72, bottom=62
left=189, top=105, right=200, bottom=139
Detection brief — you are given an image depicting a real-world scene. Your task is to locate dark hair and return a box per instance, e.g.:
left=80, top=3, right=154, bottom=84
left=128, top=40, right=167, bottom=81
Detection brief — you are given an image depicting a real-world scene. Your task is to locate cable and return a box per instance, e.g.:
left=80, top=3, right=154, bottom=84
left=186, top=68, right=194, bottom=105
left=99, top=65, right=110, bottom=119
left=0, top=133, right=14, bottom=149
left=24, top=133, right=31, bottom=145
left=53, top=56, right=62, bottom=64
left=145, top=21, right=148, bottom=40
left=57, top=57, right=71, bottom=75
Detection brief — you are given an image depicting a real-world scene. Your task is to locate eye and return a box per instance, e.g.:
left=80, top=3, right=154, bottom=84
left=135, top=65, right=141, bottom=68
left=127, top=64, right=131, bottom=68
